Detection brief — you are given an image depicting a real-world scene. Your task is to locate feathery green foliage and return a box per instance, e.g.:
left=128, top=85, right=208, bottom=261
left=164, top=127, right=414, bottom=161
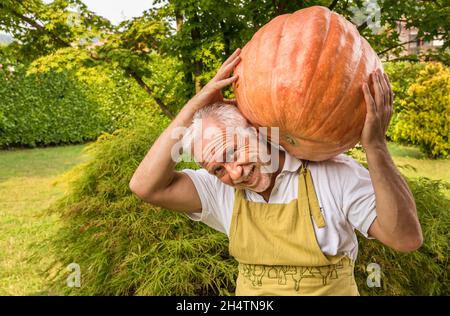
left=356, top=178, right=449, bottom=295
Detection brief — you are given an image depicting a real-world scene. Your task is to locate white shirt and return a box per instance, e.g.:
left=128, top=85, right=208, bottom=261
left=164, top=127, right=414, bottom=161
left=182, top=152, right=377, bottom=261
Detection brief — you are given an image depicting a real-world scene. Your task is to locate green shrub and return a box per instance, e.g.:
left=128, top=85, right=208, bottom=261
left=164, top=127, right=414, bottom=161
left=383, top=61, right=426, bottom=140
left=383, top=62, right=427, bottom=102
left=0, top=67, right=105, bottom=146
left=390, top=62, right=450, bottom=158
left=41, top=118, right=449, bottom=295
left=356, top=178, right=450, bottom=296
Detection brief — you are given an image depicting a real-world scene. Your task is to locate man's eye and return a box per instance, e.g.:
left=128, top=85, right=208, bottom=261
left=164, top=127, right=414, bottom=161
left=213, top=166, right=225, bottom=176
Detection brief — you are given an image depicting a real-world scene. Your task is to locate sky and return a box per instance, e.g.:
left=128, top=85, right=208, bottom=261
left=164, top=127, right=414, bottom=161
left=45, top=0, right=157, bottom=25
left=0, top=0, right=162, bottom=37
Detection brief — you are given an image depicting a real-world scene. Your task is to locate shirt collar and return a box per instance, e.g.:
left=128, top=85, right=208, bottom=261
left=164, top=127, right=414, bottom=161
left=279, top=145, right=302, bottom=173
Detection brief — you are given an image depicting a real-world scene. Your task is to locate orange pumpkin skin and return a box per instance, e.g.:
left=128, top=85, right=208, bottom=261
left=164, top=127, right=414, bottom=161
left=234, top=6, right=382, bottom=161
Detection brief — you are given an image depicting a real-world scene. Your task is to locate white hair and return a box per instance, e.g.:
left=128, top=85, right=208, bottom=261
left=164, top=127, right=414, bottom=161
left=181, top=102, right=254, bottom=159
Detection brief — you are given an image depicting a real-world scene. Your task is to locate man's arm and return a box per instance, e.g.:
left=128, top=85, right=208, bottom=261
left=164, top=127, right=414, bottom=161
left=129, top=104, right=202, bottom=212
left=129, top=49, right=241, bottom=212
left=362, top=69, right=423, bottom=252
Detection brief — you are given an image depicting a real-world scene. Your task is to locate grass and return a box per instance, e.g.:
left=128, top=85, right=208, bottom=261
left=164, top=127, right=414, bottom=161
left=0, top=144, right=88, bottom=295
left=387, top=142, right=450, bottom=198
left=0, top=145, right=88, bottom=181
left=0, top=141, right=448, bottom=295
left=388, top=142, right=450, bottom=182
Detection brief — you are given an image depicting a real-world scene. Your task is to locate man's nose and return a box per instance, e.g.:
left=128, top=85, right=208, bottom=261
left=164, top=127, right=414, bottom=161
left=224, top=163, right=243, bottom=181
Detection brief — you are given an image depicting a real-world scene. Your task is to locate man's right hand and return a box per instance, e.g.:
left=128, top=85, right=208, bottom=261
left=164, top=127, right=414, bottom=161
left=129, top=48, right=241, bottom=213
left=186, top=48, right=241, bottom=111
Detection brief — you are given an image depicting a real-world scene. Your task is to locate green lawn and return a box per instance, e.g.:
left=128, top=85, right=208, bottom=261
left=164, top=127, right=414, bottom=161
left=0, top=144, right=88, bottom=295
left=0, top=142, right=448, bottom=295
left=387, top=142, right=450, bottom=183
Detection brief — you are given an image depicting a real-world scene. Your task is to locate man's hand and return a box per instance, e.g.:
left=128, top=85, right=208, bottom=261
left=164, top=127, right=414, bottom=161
left=361, top=69, right=393, bottom=150
left=360, top=69, right=422, bottom=252
left=186, top=48, right=241, bottom=111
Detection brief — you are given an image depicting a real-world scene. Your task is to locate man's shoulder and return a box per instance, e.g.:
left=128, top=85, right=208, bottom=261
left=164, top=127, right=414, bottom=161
left=181, top=168, right=235, bottom=223
left=323, top=154, right=359, bottom=165
left=282, top=150, right=361, bottom=171
left=312, top=154, right=367, bottom=176
left=181, top=168, right=233, bottom=191
left=181, top=168, right=215, bottom=181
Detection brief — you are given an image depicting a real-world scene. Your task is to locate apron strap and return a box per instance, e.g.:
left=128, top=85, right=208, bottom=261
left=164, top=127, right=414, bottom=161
left=300, top=160, right=326, bottom=228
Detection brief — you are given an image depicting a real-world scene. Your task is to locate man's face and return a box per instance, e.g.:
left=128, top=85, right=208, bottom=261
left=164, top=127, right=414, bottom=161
left=195, top=118, right=273, bottom=192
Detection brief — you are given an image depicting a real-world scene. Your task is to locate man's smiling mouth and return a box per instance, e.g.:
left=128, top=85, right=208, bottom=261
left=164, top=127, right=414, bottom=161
left=243, top=165, right=256, bottom=185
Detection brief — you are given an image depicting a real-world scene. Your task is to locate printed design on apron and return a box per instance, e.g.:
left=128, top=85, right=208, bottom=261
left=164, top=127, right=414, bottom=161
left=239, top=257, right=353, bottom=290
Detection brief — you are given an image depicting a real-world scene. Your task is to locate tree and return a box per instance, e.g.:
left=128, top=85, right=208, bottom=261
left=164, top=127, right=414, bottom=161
left=1, top=0, right=449, bottom=119
left=332, top=0, right=450, bottom=63
left=0, top=0, right=176, bottom=117
left=145, top=0, right=450, bottom=96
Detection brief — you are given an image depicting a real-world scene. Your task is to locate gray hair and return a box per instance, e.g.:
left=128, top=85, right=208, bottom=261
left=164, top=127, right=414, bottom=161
left=181, top=101, right=253, bottom=158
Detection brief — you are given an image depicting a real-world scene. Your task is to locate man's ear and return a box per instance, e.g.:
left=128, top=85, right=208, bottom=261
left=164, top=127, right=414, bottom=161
left=223, top=98, right=237, bottom=106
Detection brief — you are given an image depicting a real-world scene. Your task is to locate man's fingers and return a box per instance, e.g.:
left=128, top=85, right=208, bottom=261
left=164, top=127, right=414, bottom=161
left=216, top=56, right=241, bottom=79
left=378, top=70, right=389, bottom=107
left=384, top=74, right=393, bottom=131
left=214, top=74, right=239, bottom=90
left=383, top=73, right=394, bottom=106
left=372, top=70, right=384, bottom=110
left=223, top=98, right=237, bottom=106
left=222, top=48, right=241, bottom=67
left=363, top=83, right=376, bottom=116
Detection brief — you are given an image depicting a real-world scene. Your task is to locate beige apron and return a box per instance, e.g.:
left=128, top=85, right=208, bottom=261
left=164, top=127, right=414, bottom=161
left=228, top=161, right=359, bottom=296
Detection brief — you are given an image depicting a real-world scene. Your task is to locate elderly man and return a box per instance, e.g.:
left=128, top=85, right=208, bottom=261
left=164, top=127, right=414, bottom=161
left=129, top=49, right=422, bottom=296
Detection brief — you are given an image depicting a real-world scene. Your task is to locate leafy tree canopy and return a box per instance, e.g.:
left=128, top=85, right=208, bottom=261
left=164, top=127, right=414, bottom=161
left=1, top=0, right=449, bottom=117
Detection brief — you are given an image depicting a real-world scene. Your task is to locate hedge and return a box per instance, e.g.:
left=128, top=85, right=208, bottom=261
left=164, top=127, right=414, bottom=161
left=0, top=65, right=156, bottom=147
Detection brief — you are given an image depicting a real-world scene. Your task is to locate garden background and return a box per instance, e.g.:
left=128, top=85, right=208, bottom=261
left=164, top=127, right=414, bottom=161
left=0, top=0, right=449, bottom=295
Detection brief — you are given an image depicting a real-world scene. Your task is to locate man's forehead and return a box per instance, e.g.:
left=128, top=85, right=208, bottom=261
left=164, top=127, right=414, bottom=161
left=190, top=119, right=258, bottom=161
left=198, top=135, right=233, bottom=164
left=201, top=122, right=224, bottom=139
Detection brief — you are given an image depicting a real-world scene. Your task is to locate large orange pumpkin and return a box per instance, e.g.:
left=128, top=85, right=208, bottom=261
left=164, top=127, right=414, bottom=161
left=234, top=6, right=382, bottom=161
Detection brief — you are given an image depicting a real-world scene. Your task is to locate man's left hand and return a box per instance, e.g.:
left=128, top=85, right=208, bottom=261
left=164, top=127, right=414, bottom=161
left=361, top=69, right=394, bottom=151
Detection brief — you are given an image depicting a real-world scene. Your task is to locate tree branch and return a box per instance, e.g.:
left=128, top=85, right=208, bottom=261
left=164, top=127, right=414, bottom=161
left=377, top=39, right=418, bottom=56
left=275, top=0, right=287, bottom=15
left=127, top=69, right=174, bottom=119
left=358, top=21, right=368, bottom=32
left=189, top=12, right=203, bottom=93
left=328, top=0, right=340, bottom=11
left=385, top=55, right=419, bottom=63
left=0, top=2, right=70, bottom=47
